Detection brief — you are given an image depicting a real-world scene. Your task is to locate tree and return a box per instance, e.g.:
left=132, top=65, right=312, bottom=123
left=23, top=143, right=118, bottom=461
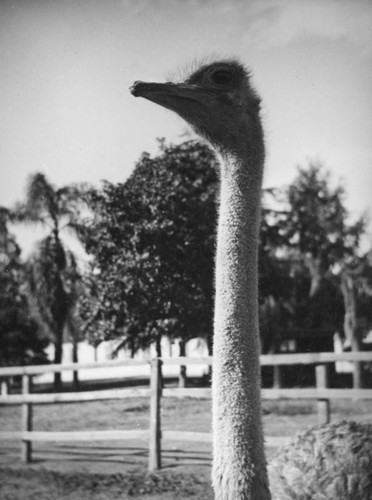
left=258, top=189, right=293, bottom=354
left=257, top=163, right=367, bottom=352
left=14, top=173, right=87, bottom=389
left=0, top=208, right=48, bottom=367
left=278, top=162, right=366, bottom=356
left=77, top=140, right=218, bottom=362
left=284, top=162, right=365, bottom=298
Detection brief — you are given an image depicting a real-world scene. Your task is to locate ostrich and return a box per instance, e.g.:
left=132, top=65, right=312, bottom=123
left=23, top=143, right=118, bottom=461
left=130, top=60, right=372, bottom=500
left=269, top=419, right=372, bottom=500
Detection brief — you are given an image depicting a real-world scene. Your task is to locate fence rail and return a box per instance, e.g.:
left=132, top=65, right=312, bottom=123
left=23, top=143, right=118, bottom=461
left=1, top=351, right=372, bottom=469
left=0, top=357, right=151, bottom=377
left=0, top=351, right=371, bottom=377
left=0, top=430, right=148, bottom=442
left=0, top=387, right=151, bottom=405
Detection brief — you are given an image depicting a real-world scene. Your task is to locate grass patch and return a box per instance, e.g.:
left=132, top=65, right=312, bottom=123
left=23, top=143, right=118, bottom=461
left=1, top=394, right=371, bottom=498
left=0, top=467, right=213, bottom=500
left=263, top=401, right=315, bottom=416
left=125, top=403, right=149, bottom=413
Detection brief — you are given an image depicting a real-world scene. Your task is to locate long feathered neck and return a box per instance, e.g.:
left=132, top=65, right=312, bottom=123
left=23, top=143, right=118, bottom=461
left=212, top=135, right=271, bottom=499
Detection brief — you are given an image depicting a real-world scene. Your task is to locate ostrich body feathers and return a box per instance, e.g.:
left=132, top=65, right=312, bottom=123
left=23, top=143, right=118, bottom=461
left=269, top=420, right=372, bottom=500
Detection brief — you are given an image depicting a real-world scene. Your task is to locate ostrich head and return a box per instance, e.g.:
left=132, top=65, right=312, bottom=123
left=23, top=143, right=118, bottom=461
left=130, top=60, right=262, bottom=157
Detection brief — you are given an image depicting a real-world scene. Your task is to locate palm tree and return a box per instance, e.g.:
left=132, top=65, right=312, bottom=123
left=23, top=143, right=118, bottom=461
left=14, top=173, right=87, bottom=389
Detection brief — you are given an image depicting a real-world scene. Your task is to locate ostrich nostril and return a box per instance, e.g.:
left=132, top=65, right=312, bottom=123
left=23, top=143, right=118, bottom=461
left=130, top=81, right=144, bottom=97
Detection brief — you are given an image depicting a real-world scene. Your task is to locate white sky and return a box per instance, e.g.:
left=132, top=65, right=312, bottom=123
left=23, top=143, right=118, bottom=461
left=1, top=0, right=372, bottom=255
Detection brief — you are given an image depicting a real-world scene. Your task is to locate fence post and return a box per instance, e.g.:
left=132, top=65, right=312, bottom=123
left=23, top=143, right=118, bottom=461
left=21, top=375, right=33, bottom=463
left=149, top=358, right=162, bottom=471
left=315, top=364, right=330, bottom=425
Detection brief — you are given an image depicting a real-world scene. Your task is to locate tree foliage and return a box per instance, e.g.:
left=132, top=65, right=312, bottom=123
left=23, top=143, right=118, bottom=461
left=258, top=162, right=368, bottom=351
left=2, top=149, right=370, bottom=369
left=0, top=208, right=48, bottom=366
left=283, top=162, right=365, bottom=296
left=78, top=140, right=218, bottom=354
left=77, top=146, right=370, bottom=357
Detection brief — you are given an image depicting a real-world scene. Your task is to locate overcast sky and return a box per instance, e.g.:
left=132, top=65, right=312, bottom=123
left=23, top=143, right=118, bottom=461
left=1, top=0, right=372, bottom=254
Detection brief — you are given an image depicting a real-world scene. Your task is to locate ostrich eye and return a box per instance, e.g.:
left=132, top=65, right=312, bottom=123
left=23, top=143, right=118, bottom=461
left=210, top=69, right=233, bottom=86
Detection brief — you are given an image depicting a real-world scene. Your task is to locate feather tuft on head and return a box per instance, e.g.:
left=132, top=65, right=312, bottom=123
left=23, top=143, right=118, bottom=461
left=165, top=54, right=244, bottom=83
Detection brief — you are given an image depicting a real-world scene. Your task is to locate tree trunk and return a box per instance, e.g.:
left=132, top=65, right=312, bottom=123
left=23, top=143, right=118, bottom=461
left=351, top=336, right=363, bottom=389
left=155, top=336, right=162, bottom=357
left=178, top=340, right=187, bottom=388
left=69, top=316, right=80, bottom=390
left=72, top=339, right=79, bottom=390
left=155, top=336, right=163, bottom=388
left=269, top=342, right=283, bottom=389
left=307, top=256, right=324, bottom=298
left=207, top=333, right=213, bottom=381
left=341, top=271, right=363, bottom=389
left=53, top=328, right=63, bottom=391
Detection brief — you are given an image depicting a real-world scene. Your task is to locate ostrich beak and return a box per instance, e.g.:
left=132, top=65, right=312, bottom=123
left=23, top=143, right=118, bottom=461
left=130, top=80, right=207, bottom=114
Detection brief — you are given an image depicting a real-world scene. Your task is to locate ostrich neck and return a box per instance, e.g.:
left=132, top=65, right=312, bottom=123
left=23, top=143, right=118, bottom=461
left=212, top=147, right=271, bottom=499
left=215, top=151, right=263, bottom=337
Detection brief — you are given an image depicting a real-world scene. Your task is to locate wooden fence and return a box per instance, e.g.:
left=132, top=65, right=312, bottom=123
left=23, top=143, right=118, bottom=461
left=0, top=352, right=372, bottom=470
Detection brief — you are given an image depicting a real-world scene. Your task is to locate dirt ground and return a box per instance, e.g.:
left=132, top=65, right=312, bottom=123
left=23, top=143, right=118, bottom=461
left=1, top=395, right=372, bottom=499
